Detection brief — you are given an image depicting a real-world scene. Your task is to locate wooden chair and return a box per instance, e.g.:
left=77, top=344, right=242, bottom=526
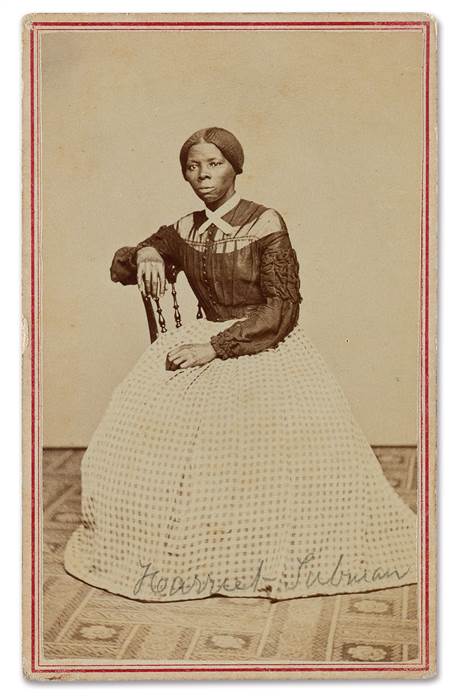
left=110, top=245, right=203, bottom=345
left=140, top=263, right=183, bottom=344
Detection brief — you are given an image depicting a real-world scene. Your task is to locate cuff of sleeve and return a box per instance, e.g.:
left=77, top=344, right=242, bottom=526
left=210, top=332, right=240, bottom=360
left=110, top=246, right=138, bottom=285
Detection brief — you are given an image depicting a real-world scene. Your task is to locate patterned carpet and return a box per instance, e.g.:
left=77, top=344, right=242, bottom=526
left=42, top=447, right=418, bottom=664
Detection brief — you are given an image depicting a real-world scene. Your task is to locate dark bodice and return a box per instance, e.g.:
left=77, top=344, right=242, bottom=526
left=110, top=199, right=302, bottom=359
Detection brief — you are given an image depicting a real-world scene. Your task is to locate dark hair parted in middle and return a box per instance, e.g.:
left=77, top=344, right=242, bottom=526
left=179, top=127, right=244, bottom=177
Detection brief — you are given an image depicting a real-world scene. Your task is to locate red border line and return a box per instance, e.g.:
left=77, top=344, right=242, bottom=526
left=423, top=20, right=430, bottom=669
left=32, top=20, right=428, bottom=27
left=418, top=29, right=425, bottom=668
left=29, top=20, right=431, bottom=676
left=32, top=28, right=425, bottom=33
left=36, top=29, right=42, bottom=669
left=418, top=156, right=425, bottom=663
left=32, top=665, right=429, bottom=674
left=30, top=27, right=36, bottom=673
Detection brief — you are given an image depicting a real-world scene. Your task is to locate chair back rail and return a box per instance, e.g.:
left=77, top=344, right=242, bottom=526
left=141, top=293, right=159, bottom=344
left=110, top=246, right=200, bottom=344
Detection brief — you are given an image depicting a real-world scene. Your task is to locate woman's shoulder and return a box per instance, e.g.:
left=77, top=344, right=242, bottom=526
left=236, top=199, right=288, bottom=241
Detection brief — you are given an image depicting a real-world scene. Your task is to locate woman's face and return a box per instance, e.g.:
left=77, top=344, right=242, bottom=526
left=184, top=142, right=236, bottom=210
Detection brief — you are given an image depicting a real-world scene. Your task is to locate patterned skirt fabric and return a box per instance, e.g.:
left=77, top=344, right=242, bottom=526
left=63, top=318, right=418, bottom=602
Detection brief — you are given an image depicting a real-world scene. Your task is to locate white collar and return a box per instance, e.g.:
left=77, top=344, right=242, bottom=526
left=196, top=191, right=241, bottom=238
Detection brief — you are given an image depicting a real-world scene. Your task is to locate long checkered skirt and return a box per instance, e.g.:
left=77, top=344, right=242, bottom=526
left=63, top=318, right=418, bottom=602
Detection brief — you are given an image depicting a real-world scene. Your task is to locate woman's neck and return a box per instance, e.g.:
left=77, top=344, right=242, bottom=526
left=206, top=187, right=236, bottom=212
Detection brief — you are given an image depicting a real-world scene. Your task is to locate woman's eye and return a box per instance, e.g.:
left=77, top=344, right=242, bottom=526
left=210, top=161, right=222, bottom=167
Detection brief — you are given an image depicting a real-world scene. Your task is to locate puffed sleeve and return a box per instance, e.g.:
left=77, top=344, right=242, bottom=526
left=110, top=224, right=182, bottom=286
left=209, top=229, right=302, bottom=359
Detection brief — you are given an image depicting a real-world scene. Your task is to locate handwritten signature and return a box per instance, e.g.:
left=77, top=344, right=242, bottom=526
left=132, top=553, right=412, bottom=598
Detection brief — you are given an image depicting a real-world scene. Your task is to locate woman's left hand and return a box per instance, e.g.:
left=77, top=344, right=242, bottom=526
left=166, top=342, right=217, bottom=369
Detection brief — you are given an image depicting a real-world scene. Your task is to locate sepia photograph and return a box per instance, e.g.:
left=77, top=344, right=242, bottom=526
left=22, top=12, right=437, bottom=680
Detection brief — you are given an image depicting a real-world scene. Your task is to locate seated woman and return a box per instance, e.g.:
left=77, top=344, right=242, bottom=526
left=63, top=126, right=417, bottom=603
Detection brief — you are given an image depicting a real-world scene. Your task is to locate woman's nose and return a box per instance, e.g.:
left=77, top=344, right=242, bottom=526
left=198, top=169, right=211, bottom=180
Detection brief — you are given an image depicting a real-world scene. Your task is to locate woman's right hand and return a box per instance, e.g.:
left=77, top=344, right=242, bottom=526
left=136, top=246, right=167, bottom=298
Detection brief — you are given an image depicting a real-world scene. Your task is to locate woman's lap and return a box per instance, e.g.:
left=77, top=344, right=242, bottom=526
left=64, top=321, right=418, bottom=602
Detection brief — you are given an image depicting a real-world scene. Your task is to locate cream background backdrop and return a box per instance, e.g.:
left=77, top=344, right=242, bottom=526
left=41, top=28, right=424, bottom=446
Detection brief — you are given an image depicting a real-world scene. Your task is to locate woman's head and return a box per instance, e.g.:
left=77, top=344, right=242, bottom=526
left=180, top=127, right=244, bottom=209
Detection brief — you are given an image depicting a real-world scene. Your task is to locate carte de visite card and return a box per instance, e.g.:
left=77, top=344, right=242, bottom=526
left=22, top=12, right=437, bottom=681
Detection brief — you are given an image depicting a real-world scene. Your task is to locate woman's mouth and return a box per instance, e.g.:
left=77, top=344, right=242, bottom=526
left=197, top=186, right=215, bottom=193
